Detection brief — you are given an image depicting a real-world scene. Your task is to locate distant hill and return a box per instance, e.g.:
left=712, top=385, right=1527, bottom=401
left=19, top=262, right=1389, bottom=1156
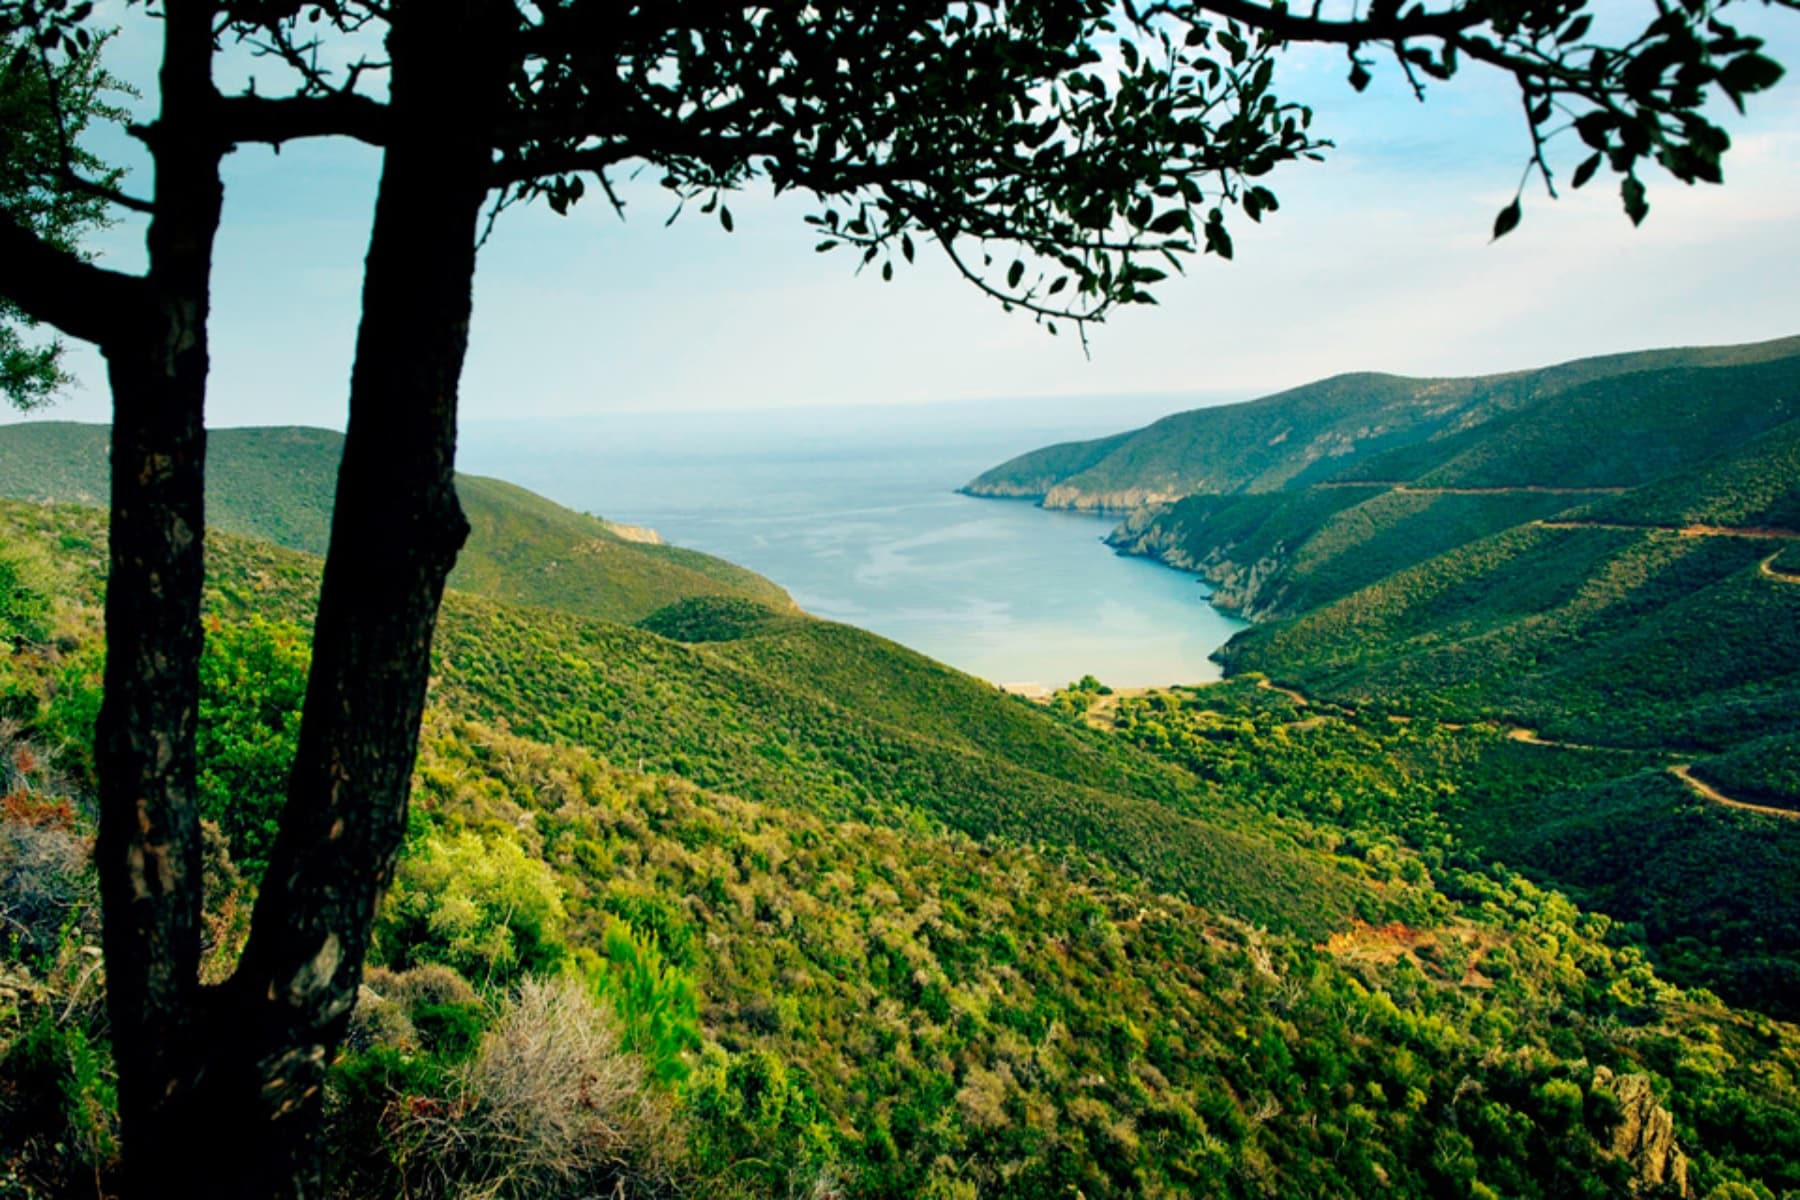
left=966, top=338, right=1800, bottom=813
left=0, top=422, right=791, bottom=624
left=1220, top=419, right=1800, bottom=756
left=962, top=334, right=1800, bottom=510
left=1101, top=351, right=1800, bottom=623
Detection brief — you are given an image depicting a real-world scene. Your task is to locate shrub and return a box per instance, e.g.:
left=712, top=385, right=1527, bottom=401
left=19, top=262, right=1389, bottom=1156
left=196, top=617, right=310, bottom=878
left=375, top=830, right=569, bottom=986
left=0, top=543, right=53, bottom=648
left=399, top=976, right=680, bottom=1199
left=579, top=920, right=702, bottom=1086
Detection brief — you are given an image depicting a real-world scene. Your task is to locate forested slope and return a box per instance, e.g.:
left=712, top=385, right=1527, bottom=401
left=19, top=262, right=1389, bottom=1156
left=4, top=499, right=1799, bottom=1199
left=963, top=335, right=1800, bottom=509
left=0, top=422, right=792, bottom=622
left=1220, top=421, right=1800, bottom=764
left=1101, top=351, right=1800, bottom=620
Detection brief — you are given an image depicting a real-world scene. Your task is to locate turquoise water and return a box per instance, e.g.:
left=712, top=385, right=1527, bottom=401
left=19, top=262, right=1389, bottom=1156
left=460, top=402, right=1246, bottom=690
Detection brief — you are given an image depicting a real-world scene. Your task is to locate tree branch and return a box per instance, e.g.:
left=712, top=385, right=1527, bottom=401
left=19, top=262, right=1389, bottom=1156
left=1135, top=0, right=1493, bottom=46
left=215, top=91, right=390, bottom=148
left=0, top=214, right=146, bottom=346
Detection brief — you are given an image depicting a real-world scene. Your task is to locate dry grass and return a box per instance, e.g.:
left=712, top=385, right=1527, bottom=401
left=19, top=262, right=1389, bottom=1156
left=401, top=976, right=682, bottom=1199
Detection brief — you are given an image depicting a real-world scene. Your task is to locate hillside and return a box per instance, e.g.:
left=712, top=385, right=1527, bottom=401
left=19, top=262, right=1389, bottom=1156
left=1218, top=419, right=1800, bottom=766
left=4, top=499, right=1800, bottom=1198
left=1097, top=350, right=1800, bottom=621
left=0, top=499, right=1378, bottom=938
left=962, top=334, right=1800, bottom=510
left=0, top=422, right=791, bottom=623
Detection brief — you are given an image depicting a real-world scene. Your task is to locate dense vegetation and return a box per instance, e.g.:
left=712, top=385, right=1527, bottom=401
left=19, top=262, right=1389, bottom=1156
left=5, top=335, right=1798, bottom=1194
left=0, top=422, right=792, bottom=623
left=3, top=502, right=1798, bottom=1196
left=1096, top=353, right=1800, bottom=622
left=962, top=335, right=1800, bottom=509
left=974, top=337, right=1800, bottom=826
left=1223, top=521, right=1799, bottom=746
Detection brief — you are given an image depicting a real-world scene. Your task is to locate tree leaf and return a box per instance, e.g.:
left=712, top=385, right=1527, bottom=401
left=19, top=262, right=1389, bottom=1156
left=1148, top=210, right=1188, bottom=235
left=1721, top=52, right=1783, bottom=95
left=1007, top=260, right=1025, bottom=289
left=1491, top=198, right=1521, bottom=241
left=1570, top=153, right=1602, bottom=190
left=1621, top=176, right=1649, bottom=226
left=719, top=206, right=734, bottom=232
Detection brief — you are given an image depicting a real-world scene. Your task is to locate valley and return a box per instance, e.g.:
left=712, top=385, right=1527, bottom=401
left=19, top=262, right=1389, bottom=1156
left=2, top=335, right=1798, bottom=1198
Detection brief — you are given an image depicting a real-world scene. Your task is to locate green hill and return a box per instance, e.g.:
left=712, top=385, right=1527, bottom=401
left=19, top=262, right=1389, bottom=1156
left=962, top=334, right=1800, bottom=510
left=0, top=422, right=792, bottom=623
left=0, top=498, right=1378, bottom=939
left=1219, top=433, right=1800, bottom=758
left=1099, top=351, right=1800, bottom=620
left=6, top=499, right=1800, bottom=1199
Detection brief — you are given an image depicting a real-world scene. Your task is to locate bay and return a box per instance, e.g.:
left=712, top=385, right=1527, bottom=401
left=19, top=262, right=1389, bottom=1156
left=459, top=398, right=1247, bottom=691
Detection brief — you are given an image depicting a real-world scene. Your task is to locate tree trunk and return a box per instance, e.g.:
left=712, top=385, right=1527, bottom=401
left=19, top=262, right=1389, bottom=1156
left=91, top=1, right=224, bottom=1193
left=182, top=4, right=507, bottom=1195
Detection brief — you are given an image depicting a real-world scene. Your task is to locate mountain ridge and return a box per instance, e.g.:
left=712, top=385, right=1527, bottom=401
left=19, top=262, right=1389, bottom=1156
left=963, top=334, right=1800, bottom=510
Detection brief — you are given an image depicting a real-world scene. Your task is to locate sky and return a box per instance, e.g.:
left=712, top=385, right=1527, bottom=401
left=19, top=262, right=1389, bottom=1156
left=21, top=3, right=1800, bottom=429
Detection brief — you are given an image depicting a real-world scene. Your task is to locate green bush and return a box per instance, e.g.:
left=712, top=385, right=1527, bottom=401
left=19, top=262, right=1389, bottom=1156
left=196, top=617, right=310, bottom=877
left=376, top=829, right=569, bottom=986
left=579, top=919, right=701, bottom=1085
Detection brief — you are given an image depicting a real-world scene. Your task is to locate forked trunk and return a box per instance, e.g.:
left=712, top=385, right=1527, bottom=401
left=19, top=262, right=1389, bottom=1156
left=172, top=4, right=504, bottom=1195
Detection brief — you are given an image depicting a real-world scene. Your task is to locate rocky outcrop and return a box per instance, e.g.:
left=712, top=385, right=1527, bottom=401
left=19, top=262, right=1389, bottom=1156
left=1041, top=483, right=1183, bottom=512
left=1592, top=1066, right=1689, bottom=1197
left=1104, top=506, right=1291, bottom=620
left=600, top=519, right=664, bottom=545
left=957, top=480, right=1052, bottom=501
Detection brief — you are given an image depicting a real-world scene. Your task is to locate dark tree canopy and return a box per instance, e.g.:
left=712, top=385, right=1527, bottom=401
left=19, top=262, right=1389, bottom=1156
left=0, top=27, right=123, bottom=408
left=0, top=0, right=1792, bottom=1196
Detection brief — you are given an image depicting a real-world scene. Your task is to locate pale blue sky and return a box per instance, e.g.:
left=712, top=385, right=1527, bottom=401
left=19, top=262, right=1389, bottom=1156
left=28, top=4, right=1800, bottom=428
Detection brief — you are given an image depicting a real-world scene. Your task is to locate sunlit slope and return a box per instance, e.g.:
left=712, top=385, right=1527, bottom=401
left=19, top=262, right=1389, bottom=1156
left=2, top=499, right=1375, bottom=938
left=0, top=422, right=791, bottom=623
left=963, top=334, right=1800, bottom=509
left=1353, top=354, right=1800, bottom=488
left=1221, top=426, right=1800, bottom=755
left=1103, top=353, right=1800, bottom=619
left=448, top=473, right=792, bottom=620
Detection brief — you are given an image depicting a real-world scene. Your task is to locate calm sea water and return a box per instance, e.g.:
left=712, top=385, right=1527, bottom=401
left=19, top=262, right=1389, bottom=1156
left=459, top=399, right=1246, bottom=691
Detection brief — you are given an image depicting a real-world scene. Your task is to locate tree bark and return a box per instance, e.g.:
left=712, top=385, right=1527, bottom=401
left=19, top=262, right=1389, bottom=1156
left=90, top=1, right=225, bottom=1193
left=182, top=4, right=508, bottom=1195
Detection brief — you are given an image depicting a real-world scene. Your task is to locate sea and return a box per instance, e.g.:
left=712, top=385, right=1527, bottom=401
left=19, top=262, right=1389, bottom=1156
left=459, top=396, right=1247, bottom=692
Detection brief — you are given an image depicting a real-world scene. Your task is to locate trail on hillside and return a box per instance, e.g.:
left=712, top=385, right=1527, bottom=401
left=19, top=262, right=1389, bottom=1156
left=1256, top=677, right=1310, bottom=706
left=1762, top=553, right=1800, bottom=584
left=1537, top=519, right=1800, bottom=541
left=1668, top=764, right=1800, bottom=821
left=1313, top=482, right=1630, bottom=496
left=1501, top=728, right=1640, bottom=754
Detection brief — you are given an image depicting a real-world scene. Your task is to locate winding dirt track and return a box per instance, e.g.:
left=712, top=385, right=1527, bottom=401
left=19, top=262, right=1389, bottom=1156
left=1667, top=764, right=1800, bottom=822
left=1313, top=482, right=1630, bottom=496
left=1255, top=677, right=1310, bottom=706
left=1537, top=519, right=1800, bottom=541
left=1762, top=553, right=1800, bottom=584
